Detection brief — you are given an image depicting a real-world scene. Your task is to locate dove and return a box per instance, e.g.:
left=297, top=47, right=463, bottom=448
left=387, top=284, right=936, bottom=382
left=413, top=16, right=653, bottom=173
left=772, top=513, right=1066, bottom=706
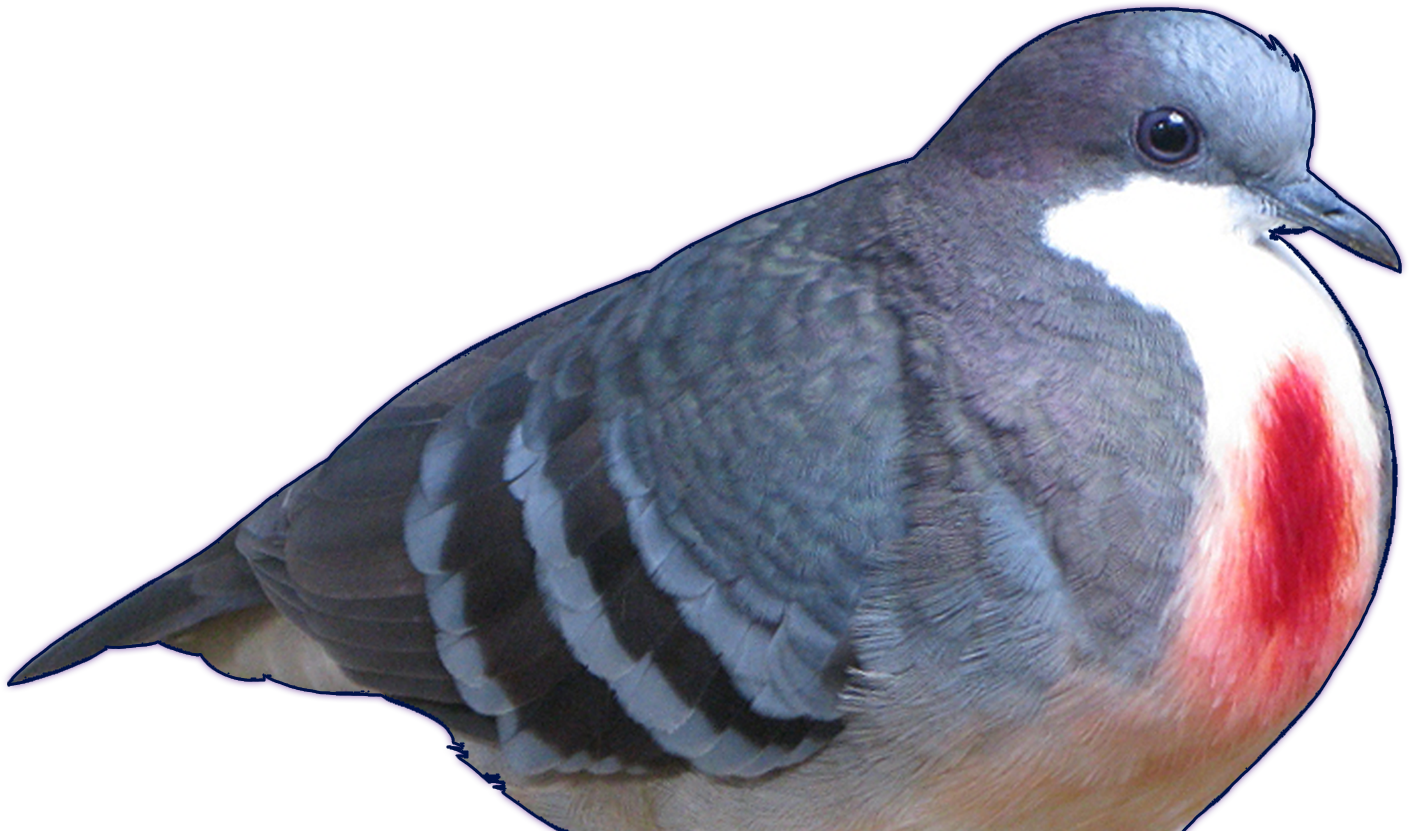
left=8, top=6, right=1397, bottom=831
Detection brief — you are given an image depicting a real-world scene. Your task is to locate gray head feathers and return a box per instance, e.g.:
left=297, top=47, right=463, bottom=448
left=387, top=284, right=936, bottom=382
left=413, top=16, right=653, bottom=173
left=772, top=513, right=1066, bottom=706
left=928, top=10, right=1316, bottom=193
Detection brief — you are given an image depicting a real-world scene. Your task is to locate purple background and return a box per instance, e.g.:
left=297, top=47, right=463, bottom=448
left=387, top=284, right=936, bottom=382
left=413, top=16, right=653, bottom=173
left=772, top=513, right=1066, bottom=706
left=2, top=3, right=1397, bottom=828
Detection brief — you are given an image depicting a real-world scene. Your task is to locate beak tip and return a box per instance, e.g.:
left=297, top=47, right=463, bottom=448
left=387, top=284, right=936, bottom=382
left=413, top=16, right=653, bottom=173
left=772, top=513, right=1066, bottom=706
left=1323, top=216, right=1399, bottom=272
left=1366, top=236, right=1401, bottom=273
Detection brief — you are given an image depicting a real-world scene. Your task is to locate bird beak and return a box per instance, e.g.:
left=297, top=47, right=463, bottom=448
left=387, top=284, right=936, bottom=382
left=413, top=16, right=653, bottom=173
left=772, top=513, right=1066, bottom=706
left=1260, top=173, right=1401, bottom=272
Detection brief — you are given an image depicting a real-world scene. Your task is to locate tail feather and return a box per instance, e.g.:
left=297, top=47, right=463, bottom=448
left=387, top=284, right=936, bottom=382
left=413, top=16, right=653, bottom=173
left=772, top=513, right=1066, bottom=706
left=9, top=528, right=268, bottom=685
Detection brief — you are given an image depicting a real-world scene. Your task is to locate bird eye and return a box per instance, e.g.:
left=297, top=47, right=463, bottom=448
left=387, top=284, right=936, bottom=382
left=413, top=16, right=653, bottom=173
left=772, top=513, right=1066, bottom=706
left=1135, top=107, right=1200, bottom=164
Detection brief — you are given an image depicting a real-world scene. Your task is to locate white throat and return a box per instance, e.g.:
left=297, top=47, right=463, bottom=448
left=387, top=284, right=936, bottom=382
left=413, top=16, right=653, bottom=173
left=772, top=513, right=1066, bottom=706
left=1041, top=174, right=1378, bottom=484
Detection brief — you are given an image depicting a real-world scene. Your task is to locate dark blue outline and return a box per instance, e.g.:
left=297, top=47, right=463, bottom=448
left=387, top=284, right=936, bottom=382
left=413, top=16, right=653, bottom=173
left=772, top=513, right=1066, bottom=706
left=8, top=7, right=1399, bottom=831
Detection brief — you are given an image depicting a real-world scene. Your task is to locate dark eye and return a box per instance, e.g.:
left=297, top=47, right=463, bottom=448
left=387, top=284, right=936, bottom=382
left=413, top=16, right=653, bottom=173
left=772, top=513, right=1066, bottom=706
left=1135, top=107, right=1200, bottom=164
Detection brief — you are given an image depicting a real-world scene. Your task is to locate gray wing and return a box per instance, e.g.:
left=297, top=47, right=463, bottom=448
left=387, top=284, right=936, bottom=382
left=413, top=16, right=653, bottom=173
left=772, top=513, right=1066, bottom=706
left=405, top=204, right=908, bottom=776
left=15, top=196, right=909, bottom=779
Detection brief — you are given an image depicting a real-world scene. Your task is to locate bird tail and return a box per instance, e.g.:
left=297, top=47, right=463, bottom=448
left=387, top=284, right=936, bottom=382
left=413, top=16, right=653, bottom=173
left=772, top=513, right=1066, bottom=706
left=8, top=528, right=269, bottom=685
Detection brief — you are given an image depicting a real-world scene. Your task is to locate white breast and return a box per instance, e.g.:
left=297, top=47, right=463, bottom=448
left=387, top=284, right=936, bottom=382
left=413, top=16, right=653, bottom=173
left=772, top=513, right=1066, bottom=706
left=1041, top=175, right=1380, bottom=482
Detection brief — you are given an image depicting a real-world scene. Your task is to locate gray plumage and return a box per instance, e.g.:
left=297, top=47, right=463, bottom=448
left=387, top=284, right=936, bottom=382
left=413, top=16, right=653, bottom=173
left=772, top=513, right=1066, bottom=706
left=8, top=8, right=1400, bottom=831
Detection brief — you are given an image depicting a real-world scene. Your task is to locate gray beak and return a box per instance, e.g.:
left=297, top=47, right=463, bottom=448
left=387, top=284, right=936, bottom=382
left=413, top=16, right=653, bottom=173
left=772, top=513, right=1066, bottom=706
left=1261, top=173, right=1400, bottom=272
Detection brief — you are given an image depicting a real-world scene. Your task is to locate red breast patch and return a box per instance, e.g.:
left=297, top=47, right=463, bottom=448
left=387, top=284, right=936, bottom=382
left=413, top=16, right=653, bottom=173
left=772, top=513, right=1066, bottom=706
left=1174, top=355, right=1373, bottom=731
